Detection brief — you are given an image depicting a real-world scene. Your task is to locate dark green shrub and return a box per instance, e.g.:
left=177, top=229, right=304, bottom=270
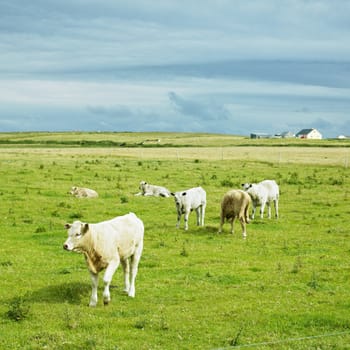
left=6, top=297, right=30, bottom=322
left=120, top=196, right=128, bottom=204
left=69, top=212, right=83, bottom=219
left=35, top=226, right=46, bottom=233
left=220, top=179, right=234, bottom=187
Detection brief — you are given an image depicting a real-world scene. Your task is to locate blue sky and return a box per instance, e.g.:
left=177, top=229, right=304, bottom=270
left=1, top=0, right=350, bottom=137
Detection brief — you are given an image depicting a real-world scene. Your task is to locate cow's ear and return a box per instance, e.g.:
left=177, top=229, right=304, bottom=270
left=171, top=192, right=175, bottom=196
left=182, top=192, right=187, bottom=196
left=64, top=223, right=71, bottom=229
left=241, top=184, right=244, bottom=187
left=82, top=223, right=89, bottom=234
left=249, top=184, right=252, bottom=188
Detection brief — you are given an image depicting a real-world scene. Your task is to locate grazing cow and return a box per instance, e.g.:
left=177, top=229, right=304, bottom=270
left=242, top=180, right=279, bottom=219
left=69, top=186, right=98, bottom=198
left=171, top=186, right=206, bottom=230
left=135, top=181, right=171, bottom=198
left=63, top=213, right=144, bottom=307
left=219, top=189, right=251, bottom=238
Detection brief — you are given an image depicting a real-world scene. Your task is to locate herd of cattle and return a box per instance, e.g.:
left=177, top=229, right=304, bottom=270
left=64, top=180, right=279, bottom=306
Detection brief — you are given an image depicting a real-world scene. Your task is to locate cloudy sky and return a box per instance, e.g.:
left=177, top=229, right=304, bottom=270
left=1, top=0, right=350, bottom=137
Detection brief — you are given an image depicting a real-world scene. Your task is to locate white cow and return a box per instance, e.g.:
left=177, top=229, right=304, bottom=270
left=135, top=181, right=171, bottom=198
left=171, top=186, right=206, bottom=230
left=63, top=212, right=144, bottom=307
left=242, top=180, right=279, bottom=219
left=69, top=186, right=98, bottom=198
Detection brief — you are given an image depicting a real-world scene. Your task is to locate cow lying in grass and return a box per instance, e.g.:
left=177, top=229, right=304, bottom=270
left=242, top=180, right=279, bottom=219
left=63, top=212, right=144, bottom=307
left=69, top=186, right=98, bottom=198
left=135, top=181, right=171, bottom=197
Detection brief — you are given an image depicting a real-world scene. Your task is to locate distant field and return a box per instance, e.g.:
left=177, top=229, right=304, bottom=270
left=1, top=131, right=350, bottom=148
left=0, top=131, right=350, bottom=167
left=1, top=132, right=350, bottom=349
left=0, top=131, right=247, bottom=147
left=1, top=146, right=349, bottom=167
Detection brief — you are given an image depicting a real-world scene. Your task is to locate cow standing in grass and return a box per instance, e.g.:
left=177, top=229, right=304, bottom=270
left=242, top=180, right=279, bottom=219
left=219, top=189, right=251, bottom=239
left=63, top=213, right=144, bottom=307
left=171, top=186, right=206, bottom=230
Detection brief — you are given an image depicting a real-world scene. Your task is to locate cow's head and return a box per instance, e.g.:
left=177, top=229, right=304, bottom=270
left=139, top=181, right=147, bottom=191
left=69, top=186, right=78, bottom=195
left=241, top=183, right=252, bottom=191
left=63, top=221, right=89, bottom=252
left=171, top=191, right=186, bottom=208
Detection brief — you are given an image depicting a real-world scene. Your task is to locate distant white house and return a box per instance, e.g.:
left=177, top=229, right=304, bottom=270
left=295, top=128, right=322, bottom=140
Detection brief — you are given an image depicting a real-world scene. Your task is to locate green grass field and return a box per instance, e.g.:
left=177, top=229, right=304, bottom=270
left=0, top=133, right=350, bottom=349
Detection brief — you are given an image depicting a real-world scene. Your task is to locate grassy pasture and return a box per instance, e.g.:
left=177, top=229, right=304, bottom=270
left=0, top=135, right=350, bottom=349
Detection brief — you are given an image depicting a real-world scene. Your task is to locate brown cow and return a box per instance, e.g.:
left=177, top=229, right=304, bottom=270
left=219, top=189, right=251, bottom=239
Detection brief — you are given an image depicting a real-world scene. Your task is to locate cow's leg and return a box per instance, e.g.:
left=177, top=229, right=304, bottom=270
left=195, top=207, right=200, bottom=226
left=120, top=258, right=130, bottom=293
left=267, top=201, right=271, bottom=219
left=128, top=241, right=143, bottom=298
left=201, top=203, right=206, bottom=226
left=229, top=217, right=235, bottom=234
left=176, top=212, right=181, bottom=228
left=184, top=209, right=190, bottom=230
left=239, top=216, right=247, bottom=239
left=89, top=272, right=99, bottom=307
left=274, top=199, right=279, bottom=218
left=103, top=257, right=120, bottom=305
left=260, top=202, right=266, bottom=219
left=244, top=205, right=250, bottom=224
left=251, top=204, right=256, bottom=219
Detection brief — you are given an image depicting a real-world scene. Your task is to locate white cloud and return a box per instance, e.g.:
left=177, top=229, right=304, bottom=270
left=1, top=74, right=349, bottom=109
